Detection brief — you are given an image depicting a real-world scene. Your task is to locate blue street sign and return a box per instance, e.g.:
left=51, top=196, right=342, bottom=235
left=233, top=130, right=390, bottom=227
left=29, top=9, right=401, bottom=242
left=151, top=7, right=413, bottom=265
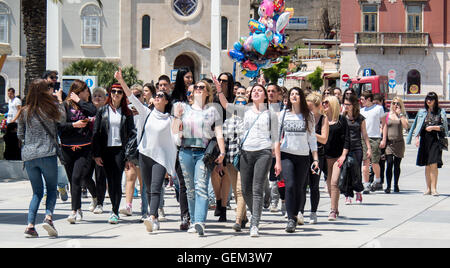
left=85, top=78, right=94, bottom=88
left=363, top=69, right=372, bottom=77
left=389, top=79, right=396, bottom=89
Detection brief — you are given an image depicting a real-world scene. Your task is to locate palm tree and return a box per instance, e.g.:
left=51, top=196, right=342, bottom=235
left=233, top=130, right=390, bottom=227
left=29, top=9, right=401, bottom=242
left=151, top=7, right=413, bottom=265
left=21, top=0, right=102, bottom=96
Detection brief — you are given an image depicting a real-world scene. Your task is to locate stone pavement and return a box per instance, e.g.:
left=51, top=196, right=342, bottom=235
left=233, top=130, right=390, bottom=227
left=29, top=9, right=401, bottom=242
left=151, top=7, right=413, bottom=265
left=1, top=143, right=449, bottom=248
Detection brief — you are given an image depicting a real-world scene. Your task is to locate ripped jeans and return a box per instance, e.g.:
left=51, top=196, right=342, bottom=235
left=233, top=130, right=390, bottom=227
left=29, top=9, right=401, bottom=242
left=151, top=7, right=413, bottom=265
left=178, top=148, right=211, bottom=224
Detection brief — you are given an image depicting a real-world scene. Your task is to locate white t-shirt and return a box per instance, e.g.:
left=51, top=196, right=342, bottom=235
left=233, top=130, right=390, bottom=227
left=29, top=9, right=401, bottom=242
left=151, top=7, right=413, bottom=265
left=241, top=108, right=278, bottom=152
left=7, top=97, right=22, bottom=123
left=360, top=104, right=385, bottom=138
left=279, top=111, right=317, bottom=156
left=107, top=106, right=122, bottom=147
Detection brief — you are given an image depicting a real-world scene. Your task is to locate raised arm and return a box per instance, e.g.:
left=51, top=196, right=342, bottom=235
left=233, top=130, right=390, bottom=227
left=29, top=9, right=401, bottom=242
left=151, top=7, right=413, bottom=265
left=212, top=73, right=230, bottom=110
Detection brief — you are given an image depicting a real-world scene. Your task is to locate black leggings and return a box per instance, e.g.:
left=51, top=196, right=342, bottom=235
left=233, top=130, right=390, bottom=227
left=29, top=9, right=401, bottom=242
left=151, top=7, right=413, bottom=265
left=102, top=147, right=125, bottom=215
left=85, top=159, right=107, bottom=206
left=62, top=145, right=96, bottom=211
left=281, top=152, right=310, bottom=220
left=300, top=154, right=324, bottom=214
left=176, top=152, right=190, bottom=221
left=386, top=154, right=402, bottom=188
left=139, top=153, right=167, bottom=218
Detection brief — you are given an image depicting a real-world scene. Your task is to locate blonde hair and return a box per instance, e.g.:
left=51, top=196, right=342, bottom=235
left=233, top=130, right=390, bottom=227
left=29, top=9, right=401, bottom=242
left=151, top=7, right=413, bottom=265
left=130, top=84, right=143, bottom=94
left=199, top=80, right=214, bottom=104
left=306, top=91, right=322, bottom=107
left=93, top=87, right=106, bottom=97
left=325, top=95, right=340, bottom=122
left=391, top=97, right=406, bottom=115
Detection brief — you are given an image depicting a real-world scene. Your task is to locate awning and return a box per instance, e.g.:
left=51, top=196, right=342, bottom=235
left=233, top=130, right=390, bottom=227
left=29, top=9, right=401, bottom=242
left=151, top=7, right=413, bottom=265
left=323, top=72, right=340, bottom=79
left=286, top=71, right=314, bottom=80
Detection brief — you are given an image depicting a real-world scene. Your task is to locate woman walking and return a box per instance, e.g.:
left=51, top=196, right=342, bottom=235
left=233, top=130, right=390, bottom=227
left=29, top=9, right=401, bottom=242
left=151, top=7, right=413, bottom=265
left=92, top=83, right=136, bottom=224
left=115, top=68, right=178, bottom=232
left=304, top=92, right=328, bottom=224
left=407, top=92, right=449, bottom=196
left=18, top=79, right=65, bottom=238
left=383, top=97, right=408, bottom=193
left=277, top=88, right=319, bottom=233
left=58, top=80, right=98, bottom=224
left=323, top=96, right=347, bottom=218
left=217, top=83, right=281, bottom=237
left=331, top=94, right=371, bottom=219
left=174, top=80, right=226, bottom=236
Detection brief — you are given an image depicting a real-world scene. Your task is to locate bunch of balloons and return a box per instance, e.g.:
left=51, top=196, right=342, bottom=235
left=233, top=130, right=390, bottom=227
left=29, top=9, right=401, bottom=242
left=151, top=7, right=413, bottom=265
left=228, top=0, right=294, bottom=78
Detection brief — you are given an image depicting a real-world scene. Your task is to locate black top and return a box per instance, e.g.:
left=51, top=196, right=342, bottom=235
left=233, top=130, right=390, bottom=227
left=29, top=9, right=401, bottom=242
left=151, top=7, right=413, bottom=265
left=315, top=114, right=325, bottom=156
left=325, top=115, right=347, bottom=158
left=344, top=114, right=366, bottom=152
left=58, top=101, right=97, bottom=146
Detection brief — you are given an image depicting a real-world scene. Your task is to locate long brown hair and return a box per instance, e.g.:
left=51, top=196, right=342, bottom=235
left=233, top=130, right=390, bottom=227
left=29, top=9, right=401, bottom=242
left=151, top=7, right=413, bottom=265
left=22, top=79, right=62, bottom=123
left=286, top=87, right=312, bottom=132
left=65, top=79, right=88, bottom=110
left=344, top=94, right=360, bottom=119
left=105, top=83, right=132, bottom=116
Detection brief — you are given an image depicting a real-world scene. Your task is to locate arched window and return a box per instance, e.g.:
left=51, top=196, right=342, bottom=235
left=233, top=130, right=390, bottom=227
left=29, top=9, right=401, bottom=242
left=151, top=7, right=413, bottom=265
left=81, top=4, right=102, bottom=45
left=0, top=2, right=11, bottom=43
left=142, top=15, right=150, bottom=49
left=407, top=69, right=421, bottom=94
left=221, top=16, right=228, bottom=50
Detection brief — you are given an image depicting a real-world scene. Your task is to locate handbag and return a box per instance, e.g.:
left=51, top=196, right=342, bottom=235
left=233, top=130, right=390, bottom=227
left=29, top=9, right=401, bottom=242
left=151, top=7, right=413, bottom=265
left=233, top=111, right=265, bottom=171
left=438, top=133, right=448, bottom=151
left=35, top=114, right=67, bottom=166
left=203, top=137, right=220, bottom=171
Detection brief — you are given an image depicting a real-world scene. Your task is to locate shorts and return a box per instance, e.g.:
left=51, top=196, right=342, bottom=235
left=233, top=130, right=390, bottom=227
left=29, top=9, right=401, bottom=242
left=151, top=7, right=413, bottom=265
left=362, top=138, right=381, bottom=164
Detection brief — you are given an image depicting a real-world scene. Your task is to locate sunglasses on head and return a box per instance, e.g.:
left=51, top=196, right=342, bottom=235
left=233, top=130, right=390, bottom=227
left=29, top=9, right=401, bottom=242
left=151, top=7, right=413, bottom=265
left=111, top=89, right=123, bottom=95
left=194, top=85, right=206, bottom=90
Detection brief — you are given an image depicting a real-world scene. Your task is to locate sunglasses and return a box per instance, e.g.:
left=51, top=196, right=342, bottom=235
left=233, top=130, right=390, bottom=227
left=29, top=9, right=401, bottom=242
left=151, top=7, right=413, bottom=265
left=218, top=79, right=228, bottom=83
left=186, top=91, right=192, bottom=97
left=235, top=101, right=247, bottom=105
left=392, top=102, right=399, bottom=106
left=134, top=94, right=141, bottom=99
left=111, top=89, right=123, bottom=95
left=194, top=85, right=206, bottom=90
left=155, top=93, right=166, bottom=99
left=322, top=101, right=329, bottom=106
left=50, top=76, right=58, bottom=80
left=324, top=92, right=331, bottom=95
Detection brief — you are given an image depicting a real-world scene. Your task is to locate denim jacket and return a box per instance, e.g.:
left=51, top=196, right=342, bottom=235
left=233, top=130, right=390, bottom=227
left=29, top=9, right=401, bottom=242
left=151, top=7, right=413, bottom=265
left=406, top=108, right=449, bottom=144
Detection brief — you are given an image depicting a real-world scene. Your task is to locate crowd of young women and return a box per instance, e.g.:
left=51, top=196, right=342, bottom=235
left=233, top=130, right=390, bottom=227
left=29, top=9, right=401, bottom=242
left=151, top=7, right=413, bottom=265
left=17, top=69, right=448, bottom=238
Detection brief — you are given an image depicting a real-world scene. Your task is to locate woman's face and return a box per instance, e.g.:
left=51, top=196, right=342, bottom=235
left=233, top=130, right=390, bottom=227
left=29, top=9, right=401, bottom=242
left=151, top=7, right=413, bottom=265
left=219, top=74, right=229, bottom=91
left=78, top=87, right=90, bottom=102
left=110, top=88, right=124, bottom=104
left=251, top=86, right=266, bottom=104
left=322, top=100, right=330, bottom=114
left=344, top=100, right=353, bottom=113
left=143, top=86, right=152, bottom=101
left=193, top=82, right=208, bottom=103
left=93, top=92, right=106, bottom=107
left=289, top=90, right=300, bottom=105
left=184, top=72, right=194, bottom=88
left=153, top=92, right=168, bottom=109
left=426, top=97, right=435, bottom=109
left=246, top=86, right=252, bottom=98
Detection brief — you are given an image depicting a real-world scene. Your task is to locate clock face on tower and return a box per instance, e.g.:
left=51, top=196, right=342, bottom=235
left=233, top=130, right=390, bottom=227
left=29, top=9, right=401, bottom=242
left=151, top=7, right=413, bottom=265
left=173, top=0, right=198, bottom=17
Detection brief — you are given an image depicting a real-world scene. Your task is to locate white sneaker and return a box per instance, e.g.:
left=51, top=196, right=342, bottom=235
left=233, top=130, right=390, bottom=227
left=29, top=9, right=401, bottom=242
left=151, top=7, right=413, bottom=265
left=89, top=198, right=98, bottom=212
left=93, top=205, right=103, bottom=214
left=76, top=209, right=83, bottom=222
left=345, top=197, right=352, bottom=205
left=153, top=219, right=160, bottom=231
left=297, top=213, right=305, bottom=225
left=187, top=225, right=197, bottom=234
left=309, top=212, right=317, bottom=224
left=195, top=223, right=205, bottom=236
left=158, top=208, right=167, bottom=222
left=144, top=218, right=153, bottom=232
left=119, top=206, right=132, bottom=216
left=67, top=212, right=77, bottom=224
left=269, top=204, right=279, bottom=212
left=250, top=226, right=259, bottom=237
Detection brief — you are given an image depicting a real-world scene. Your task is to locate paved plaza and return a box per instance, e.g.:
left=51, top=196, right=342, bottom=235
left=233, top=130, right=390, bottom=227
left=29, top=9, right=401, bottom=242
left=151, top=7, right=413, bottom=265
left=1, top=143, right=450, bottom=248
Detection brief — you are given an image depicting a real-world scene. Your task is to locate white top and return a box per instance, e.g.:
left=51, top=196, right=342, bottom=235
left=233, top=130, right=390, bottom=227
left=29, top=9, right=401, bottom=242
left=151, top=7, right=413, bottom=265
left=241, top=107, right=278, bottom=152
left=107, top=106, right=122, bottom=147
left=7, top=97, right=21, bottom=123
left=360, top=104, right=385, bottom=138
left=279, top=111, right=317, bottom=156
left=129, top=94, right=178, bottom=176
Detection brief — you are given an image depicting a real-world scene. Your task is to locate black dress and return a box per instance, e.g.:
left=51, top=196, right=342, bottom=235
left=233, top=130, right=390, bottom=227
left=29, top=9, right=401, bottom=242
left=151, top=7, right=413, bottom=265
left=417, top=111, right=443, bottom=168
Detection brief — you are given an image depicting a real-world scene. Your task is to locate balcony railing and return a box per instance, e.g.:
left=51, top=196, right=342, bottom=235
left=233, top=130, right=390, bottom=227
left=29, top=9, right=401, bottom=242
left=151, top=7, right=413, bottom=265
left=355, top=32, right=429, bottom=47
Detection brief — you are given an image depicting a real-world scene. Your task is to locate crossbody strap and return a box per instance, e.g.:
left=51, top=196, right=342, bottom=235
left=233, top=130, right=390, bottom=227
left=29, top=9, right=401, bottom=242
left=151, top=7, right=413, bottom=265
left=138, top=111, right=152, bottom=146
left=240, top=110, right=265, bottom=148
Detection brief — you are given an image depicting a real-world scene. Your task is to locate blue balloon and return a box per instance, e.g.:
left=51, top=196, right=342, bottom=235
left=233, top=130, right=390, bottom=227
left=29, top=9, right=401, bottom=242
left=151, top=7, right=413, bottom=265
left=234, top=42, right=243, bottom=51
left=228, top=49, right=246, bottom=62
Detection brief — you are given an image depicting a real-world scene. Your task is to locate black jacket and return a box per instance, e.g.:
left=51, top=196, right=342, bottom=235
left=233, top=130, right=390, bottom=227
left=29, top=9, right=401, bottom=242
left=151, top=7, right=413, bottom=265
left=58, top=101, right=97, bottom=146
left=338, top=155, right=364, bottom=197
left=92, top=105, right=136, bottom=161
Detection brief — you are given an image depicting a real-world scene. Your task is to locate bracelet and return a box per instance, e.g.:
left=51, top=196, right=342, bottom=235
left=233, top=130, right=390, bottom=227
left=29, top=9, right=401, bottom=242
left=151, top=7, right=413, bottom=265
left=313, top=160, right=319, bottom=163
left=219, top=152, right=225, bottom=156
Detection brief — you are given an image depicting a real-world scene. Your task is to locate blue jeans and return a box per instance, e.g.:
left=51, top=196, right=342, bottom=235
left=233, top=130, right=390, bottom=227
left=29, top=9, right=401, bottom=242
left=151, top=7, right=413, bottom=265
left=179, top=148, right=210, bottom=224
left=141, top=179, right=149, bottom=216
left=25, top=156, right=58, bottom=225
